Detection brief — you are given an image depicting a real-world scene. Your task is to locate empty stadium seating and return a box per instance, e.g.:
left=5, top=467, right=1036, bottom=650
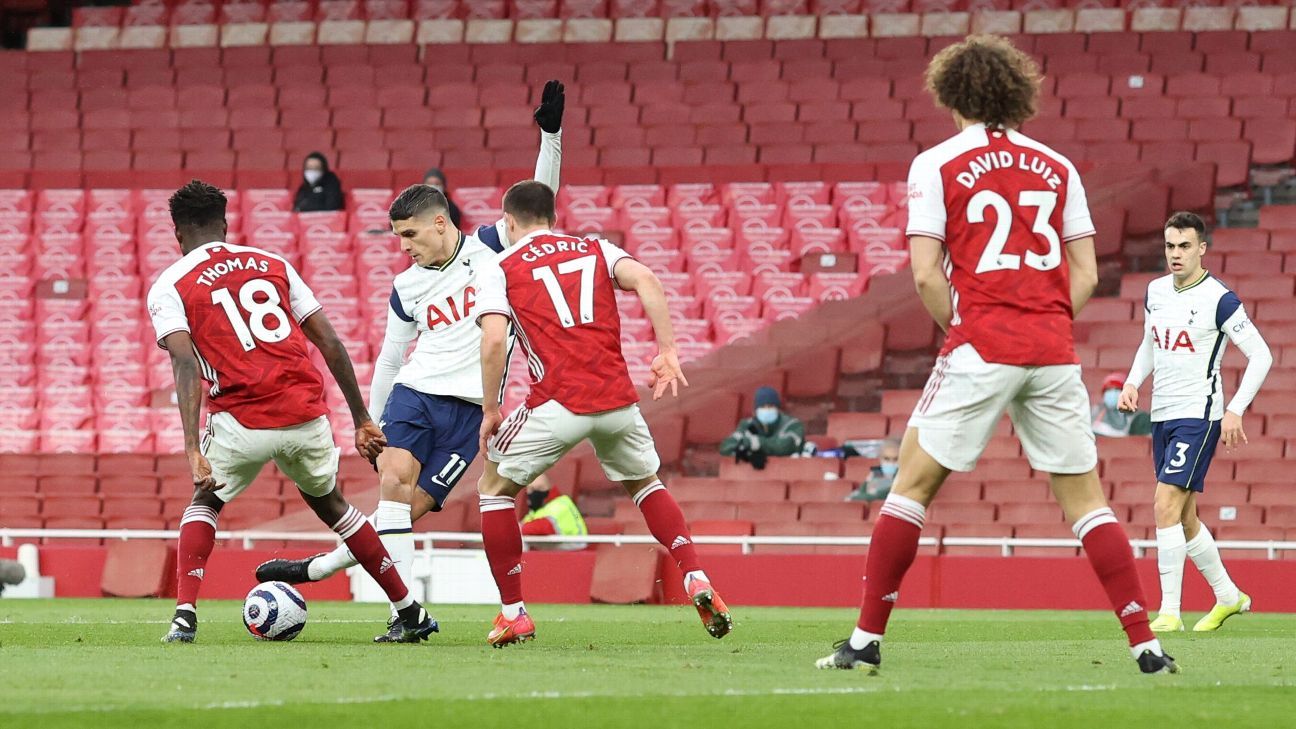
left=3, top=23, right=1296, bottom=554
left=5, top=31, right=1296, bottom=190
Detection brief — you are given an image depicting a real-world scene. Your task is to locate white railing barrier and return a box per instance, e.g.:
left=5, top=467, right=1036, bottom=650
left=3, top=529, right=1295, bottom=560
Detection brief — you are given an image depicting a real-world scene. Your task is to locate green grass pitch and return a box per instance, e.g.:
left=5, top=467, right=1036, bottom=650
left=1, top=599, right=1292, bottom=729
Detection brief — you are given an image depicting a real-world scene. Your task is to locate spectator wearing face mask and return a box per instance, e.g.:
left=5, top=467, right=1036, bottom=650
left=422, top=167, right=463, bottom=229
left=293, top=151, right=344, bottom=212
left=719, top=386, right=805, bottom=469
left=1092, top=372, right=1152, bottom=437
left=519, top=474, right=587, bottom=550
left=847, top=438, right=900, bottom=502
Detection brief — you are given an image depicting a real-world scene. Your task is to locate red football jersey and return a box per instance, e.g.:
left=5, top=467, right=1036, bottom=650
left=476, top=231, right=639, bottom=415
left=906, top=124, right=1096, bottom=366
left=147, top=241, right=329, bottom=429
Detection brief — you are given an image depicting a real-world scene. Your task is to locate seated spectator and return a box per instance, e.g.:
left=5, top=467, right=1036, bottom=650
left=719, top=386, right=805, bottom=470
left=1092, top=372, right=1151, bottom=437
left=293, top=151, right=344, bottom=212
left=520, top=474, right=587, bottom=550
left=847, top=438, right=899, bottom=502
left=422, top=167, right=463, bottom=228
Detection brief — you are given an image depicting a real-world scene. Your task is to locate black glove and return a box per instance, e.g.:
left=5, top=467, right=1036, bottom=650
left=533, top=79, right=565, bottom=134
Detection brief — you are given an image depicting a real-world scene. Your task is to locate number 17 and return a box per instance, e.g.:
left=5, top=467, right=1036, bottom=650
left=533, top=255, right=597, bottom=328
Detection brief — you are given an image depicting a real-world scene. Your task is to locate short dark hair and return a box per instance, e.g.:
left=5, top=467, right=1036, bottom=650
left=501, top=180, right=556, bottom=226
left=169, top=179, right=227, bottom=229
left=389, top=184, right=449, bottom=221
left=1165, top=211, right=1208, bottom=242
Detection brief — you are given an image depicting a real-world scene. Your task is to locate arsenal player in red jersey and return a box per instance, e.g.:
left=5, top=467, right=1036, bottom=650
left=147, top=180, right=436, bottom=643
left=815, top=37, right=1176, bottom=675
left=472, top=180, right=732, bottom=647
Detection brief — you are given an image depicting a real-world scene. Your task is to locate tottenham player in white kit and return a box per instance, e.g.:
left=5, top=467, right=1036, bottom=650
left=257, top=81, right=565, bottom=640
left=1119, top=212, right=1272, bottom=633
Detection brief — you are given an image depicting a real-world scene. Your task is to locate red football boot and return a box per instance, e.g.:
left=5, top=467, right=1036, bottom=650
left=686, top=575, right=733, bottom=639
left=487, top=609, right=536, bottom=648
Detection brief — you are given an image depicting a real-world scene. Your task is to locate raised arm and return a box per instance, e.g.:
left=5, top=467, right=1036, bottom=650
left=532, top=80, right=564, bottom=195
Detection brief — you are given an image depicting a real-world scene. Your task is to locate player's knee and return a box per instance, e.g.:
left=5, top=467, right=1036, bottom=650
left=378, top=469, right=415, bottom=502
left=1153, top=493, right=1185, bottom=526
left=477, top=470, right=519, bottom=497
left=302, top=488, right=347, bottom=523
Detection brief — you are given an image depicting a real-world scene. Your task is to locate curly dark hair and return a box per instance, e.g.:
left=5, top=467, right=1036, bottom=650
left=168, top=179, right=227, bottom=229
left=924, top=35, right=1041, bottom=130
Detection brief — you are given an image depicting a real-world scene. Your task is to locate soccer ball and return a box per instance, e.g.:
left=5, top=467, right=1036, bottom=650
left=242, top=581, right=307, bottom=641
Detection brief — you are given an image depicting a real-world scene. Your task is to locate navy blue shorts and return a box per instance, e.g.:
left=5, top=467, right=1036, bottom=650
left=1151, top=418, right=1220, bottom=493
left=380, top=385, right=482, bottom=509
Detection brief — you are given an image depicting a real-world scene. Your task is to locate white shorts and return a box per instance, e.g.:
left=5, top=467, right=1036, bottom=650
left=487, top=400, right=661, bottom=486
left=908, top=343, right=1097, bottom=475
left=201, top=411, right=340, bottom=502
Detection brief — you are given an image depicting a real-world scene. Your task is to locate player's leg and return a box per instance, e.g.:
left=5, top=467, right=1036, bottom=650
left=1152, top=481, right=1191, bottom=630
left=1014, top=364, right=1174, bottom=673
left=478, top=458, right=531, bottom=644
left=274, top=417, right=437, bottom=642
left=820, top=344, right=1008, bottom=671
left=260, top=447, right=419, bottom=585
left=301, top=388, right=434, bottom=586
left=1168, top=425, right=1250, bottom=630
left=589, top=405, right=732, bottom=638
left=478, top=401, right=579, bottom=646
left=165, top=413, right=263, bottom=643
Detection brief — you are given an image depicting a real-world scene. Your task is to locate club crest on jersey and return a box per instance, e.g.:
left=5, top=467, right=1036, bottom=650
left=426, top=287, right=477, bottom=330
left=1151, top=326, right=1195, bottom=352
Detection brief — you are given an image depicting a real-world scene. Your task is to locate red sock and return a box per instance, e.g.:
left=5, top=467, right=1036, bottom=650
left=480, top=495, right=524, bottom=604
left=176, top=504, right=218, bottom=608
left=1074, top=509, right=1155, bottom=646
left=857, top=495, right=926, bottom=634
left=332, top=506, right=409, bottom=606
left=635, top=482, right=702, bottom=574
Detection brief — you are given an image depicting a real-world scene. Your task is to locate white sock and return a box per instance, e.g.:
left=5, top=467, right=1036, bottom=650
left=1185, top=526, right=1240, bottom=605
left=502, top=600, right=526, bottom=620
left=374, top=500, right=415, bottom=612
left=1155, top=525, right=1187, bottom=617
left=849, top=627, right=883, bottom=651
left=1130, top=638, right=1164, bottom=660
left=683, top=569, right=709, bottom=589
left=309, top=542, right=359, bottom=581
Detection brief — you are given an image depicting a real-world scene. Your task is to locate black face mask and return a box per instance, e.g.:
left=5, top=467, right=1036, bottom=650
left=527, top=491, right=547, bottom=512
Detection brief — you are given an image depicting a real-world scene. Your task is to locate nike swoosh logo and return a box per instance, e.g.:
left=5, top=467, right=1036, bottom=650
left=1164, top=468, right=1184, bottom=474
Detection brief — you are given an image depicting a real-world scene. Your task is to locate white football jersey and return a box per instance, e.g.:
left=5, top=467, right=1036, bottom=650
left=384, top=224, right=508, bottom=405
left=1140, top=273, right=1258, bottom=422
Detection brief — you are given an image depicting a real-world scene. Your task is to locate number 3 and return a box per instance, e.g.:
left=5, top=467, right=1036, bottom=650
left=1169, top=442, right=1190, bottom=468
left=212, top=279, right=292, bottom=351
left=969, top=190, right=1062, bottom=274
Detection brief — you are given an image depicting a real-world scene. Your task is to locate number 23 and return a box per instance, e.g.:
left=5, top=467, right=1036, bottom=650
left=968, top=190, right=1061, bottom=274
